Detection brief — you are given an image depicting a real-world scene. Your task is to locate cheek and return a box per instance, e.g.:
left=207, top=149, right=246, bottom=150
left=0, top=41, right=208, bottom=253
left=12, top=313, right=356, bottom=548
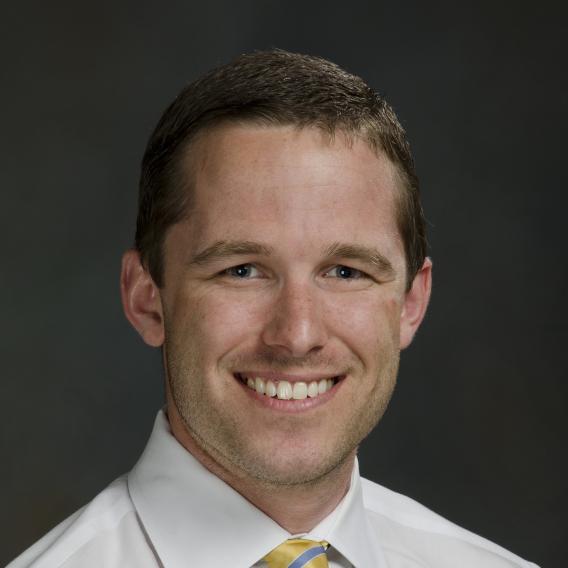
left=327, top=293, right=402, bottom=353
left=174, top=291, right=266, bottom=357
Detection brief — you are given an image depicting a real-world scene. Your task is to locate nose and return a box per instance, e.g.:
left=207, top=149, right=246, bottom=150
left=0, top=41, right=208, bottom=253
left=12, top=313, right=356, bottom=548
left=261, top=279, right=329, bottom=358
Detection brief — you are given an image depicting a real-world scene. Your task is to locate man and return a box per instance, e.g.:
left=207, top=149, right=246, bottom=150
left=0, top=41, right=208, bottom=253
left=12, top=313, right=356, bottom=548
left=9, top=50, right=539, bottom=567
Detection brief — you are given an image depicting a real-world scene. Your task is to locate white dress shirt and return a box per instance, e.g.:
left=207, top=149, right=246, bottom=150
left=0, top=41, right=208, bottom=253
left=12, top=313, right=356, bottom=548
left=8, top=411, right=540, bottom=568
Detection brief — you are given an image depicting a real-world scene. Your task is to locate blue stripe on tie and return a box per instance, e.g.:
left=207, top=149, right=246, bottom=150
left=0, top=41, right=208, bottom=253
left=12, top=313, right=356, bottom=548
left=288, top=545, right=326, bottom=568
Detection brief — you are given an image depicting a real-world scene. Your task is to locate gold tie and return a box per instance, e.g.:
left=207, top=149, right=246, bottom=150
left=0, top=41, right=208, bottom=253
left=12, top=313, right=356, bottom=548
left=263, top=539, right=329, bottom=568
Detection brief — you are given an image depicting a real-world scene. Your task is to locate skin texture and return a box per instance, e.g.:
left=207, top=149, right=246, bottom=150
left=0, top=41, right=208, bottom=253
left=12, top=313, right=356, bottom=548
left=121, top=124, right=432, bottom=532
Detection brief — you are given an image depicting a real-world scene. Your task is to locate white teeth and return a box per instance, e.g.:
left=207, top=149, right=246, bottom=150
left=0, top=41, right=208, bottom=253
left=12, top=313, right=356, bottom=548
left=266, top=380, right=277, bottom=397
left=277, top=381, right=292, bottom=400
left=254, top=377, right=265, bottom=395
left=292, top=382, right=308, bottom=400
left=307, top=381, right=319, bottom=398
left=242, top=375, right=337, bottom=399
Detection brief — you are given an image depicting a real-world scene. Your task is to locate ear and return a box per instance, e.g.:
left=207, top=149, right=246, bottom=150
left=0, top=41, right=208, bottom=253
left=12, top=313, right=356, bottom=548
left=400, top=257, right=432, bottom=349
left=120, top=249, right=165, bottom=347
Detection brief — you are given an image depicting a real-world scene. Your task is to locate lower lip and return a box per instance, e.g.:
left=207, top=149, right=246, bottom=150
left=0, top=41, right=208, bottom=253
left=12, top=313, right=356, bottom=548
left=235, top=374, right=345, bottom=413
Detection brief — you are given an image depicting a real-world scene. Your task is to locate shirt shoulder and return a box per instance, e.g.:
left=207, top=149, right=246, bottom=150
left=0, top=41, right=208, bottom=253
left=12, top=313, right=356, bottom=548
left=7, top=476, right=158, bottom=568
left=360, top=477, right=540, bottom=568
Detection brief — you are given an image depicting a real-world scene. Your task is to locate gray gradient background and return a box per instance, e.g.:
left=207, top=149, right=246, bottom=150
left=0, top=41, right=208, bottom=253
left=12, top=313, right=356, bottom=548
left=2, top=1, right=566, bottom=566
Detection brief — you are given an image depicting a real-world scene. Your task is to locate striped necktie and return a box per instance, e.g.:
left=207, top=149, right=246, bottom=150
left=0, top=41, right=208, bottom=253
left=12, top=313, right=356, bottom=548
left=263, top=539, right=329, bottom=568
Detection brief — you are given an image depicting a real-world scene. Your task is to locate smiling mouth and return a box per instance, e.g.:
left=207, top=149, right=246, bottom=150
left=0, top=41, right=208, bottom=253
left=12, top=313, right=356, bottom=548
left=235, top=373, right=343, bottom=400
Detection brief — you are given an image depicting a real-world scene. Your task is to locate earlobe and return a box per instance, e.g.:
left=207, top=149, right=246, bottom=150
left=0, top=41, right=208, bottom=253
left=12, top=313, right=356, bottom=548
left=399, top=257, right=432, bottom=350
left=120, top=249, right=165, bottom=347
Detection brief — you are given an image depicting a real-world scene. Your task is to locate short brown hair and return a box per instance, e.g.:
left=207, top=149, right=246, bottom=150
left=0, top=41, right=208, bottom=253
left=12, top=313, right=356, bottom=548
left=135, top=49, right=427, bottom=290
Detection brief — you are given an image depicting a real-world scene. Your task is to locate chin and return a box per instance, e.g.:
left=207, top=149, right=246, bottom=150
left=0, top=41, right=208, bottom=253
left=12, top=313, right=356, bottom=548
left=236, top=444, right=355, bottom=487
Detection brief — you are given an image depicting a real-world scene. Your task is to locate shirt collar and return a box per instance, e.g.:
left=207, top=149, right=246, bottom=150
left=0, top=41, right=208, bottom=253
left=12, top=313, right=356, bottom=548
left=128, top=410, right=384, bottom=568
left=306, top=461, right=385, bottom=567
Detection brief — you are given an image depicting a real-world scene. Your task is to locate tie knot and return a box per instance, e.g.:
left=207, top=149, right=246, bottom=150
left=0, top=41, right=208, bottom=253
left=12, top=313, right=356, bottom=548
left=263, top=538, right=329, bottom=568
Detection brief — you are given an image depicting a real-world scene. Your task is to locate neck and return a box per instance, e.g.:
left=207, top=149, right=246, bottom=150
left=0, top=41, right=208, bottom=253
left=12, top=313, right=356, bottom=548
left=166, top=400, right=354, bottom=534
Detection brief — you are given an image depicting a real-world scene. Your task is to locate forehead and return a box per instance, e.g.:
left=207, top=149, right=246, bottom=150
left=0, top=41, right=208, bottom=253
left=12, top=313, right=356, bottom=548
left=175, top=124, right=404, bottom=262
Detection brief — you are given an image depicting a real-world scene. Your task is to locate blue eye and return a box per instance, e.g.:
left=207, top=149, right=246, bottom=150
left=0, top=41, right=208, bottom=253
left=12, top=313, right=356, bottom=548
left=325, top=265, right=367, bottom=279
left=225, top=264, right=259, bottom=278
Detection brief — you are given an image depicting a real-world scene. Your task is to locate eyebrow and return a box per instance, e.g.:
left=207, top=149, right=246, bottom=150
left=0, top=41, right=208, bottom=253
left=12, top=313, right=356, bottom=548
left=323, top=241, right=395, bottom=277
left=188, top=240, right=274, bottom=266
left=188, top=239, right=395, bottom=277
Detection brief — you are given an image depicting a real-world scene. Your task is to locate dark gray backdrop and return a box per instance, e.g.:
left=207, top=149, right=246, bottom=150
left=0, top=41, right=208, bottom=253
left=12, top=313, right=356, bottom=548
left=2, top=1, right=566, bottom=566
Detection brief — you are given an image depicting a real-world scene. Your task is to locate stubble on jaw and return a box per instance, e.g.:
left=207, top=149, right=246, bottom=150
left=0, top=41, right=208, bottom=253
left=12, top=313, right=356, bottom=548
left=162, top=318, right=401, bottom=490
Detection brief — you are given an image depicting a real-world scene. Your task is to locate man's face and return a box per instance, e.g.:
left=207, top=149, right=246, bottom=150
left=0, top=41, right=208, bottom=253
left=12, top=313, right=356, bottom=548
left=160, top=124, right=411, bottom=486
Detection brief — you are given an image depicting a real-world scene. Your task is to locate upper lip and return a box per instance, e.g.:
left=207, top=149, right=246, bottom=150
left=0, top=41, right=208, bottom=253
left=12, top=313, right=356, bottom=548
left=236, top=371, right=343, bottom=383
